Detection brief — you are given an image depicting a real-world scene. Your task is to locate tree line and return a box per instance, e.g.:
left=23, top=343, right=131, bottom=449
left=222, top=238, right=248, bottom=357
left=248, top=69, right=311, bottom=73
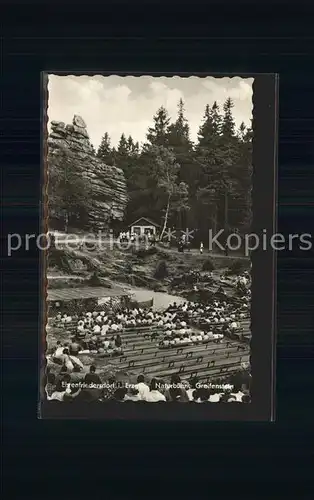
left=48, top=97, right=252, bottom=242
left=96, top=97, right=252, bottom=243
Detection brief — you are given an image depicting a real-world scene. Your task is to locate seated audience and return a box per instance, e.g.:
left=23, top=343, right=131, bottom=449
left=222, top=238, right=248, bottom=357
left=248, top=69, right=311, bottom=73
left=112, top=387, right=128, bottom=402
left=124, top=388, right=141, bottom=402
left=102, top=377, right=116, bottom=401
left=145, top=378, right=166, bottom=402
left=48, top=375, right=72, bottom=401
left=84, top=365, right=102, bottom=385
left=134, top=374, right=150, bottom=401
left=197, top=388, right=211, bottom=402
left=209, top=388, right=223, bottom=402
left=187, top=377, right=199, bottom=401
left=50, top=288, right=251, bottom=405
left=164, top=374, right=189, bottom=402
left=69, top=340, right=80, bottom=356
left=53, top=341, right=64, bottom=362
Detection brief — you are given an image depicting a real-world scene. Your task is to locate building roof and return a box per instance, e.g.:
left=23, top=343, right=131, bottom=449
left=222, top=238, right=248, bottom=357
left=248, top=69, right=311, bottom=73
left=128, top=217, right=160, bottom=227
left=47, top=286, right=128, bottom=302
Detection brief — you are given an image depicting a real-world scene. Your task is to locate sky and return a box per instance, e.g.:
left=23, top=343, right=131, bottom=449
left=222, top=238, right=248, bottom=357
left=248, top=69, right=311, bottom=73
left=47, top=75, right=254, bottom=149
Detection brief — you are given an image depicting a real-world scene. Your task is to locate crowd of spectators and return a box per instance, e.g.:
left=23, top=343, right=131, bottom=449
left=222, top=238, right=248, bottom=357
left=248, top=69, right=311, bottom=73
left=46, top=367, right=251, bottom=404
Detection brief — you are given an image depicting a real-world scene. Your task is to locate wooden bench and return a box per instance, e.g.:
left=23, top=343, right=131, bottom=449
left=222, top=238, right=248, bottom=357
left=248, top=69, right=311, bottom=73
left=146, top=353, right=250, bottom=379
left=180, top=364, right=244, bottom=382
left=113, top=341, right=237, bottom=362
left=121, top=338, right=246, bottom=358
left=141, top=351, right=248, bottom=376
left=114, top=343, right=247, bottom=367
left=117, top=346, right=242, bottom=371
left=121, top=348, right=241, bottom=373
left=121, top=337, right=231, bottom=355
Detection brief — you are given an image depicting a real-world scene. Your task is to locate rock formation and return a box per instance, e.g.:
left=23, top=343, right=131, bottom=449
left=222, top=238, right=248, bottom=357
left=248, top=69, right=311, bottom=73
left=47, top=115, right=127, bottom=230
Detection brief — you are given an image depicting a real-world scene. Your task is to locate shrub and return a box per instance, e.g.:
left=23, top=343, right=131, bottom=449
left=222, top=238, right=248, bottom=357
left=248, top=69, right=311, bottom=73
left=48, top=278, right=83, bottom=290
left=202, top=259, right=215, bottom=272
left=157, top=250, right=170, bottom=260
left=88, top=271, right=102, bottom=286
left=154, top=260, right=168, bottom=280
left=153, top=283, right=163, bottom=292
left=98, top=268, right=109, bottom=278
left=135, top=246, right=157, bottom=258
left=227, top=259, right=248, bottom=275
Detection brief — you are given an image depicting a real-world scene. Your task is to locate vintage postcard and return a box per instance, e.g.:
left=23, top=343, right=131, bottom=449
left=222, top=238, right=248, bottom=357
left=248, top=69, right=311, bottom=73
left=39, top=74, right=277, bottom=420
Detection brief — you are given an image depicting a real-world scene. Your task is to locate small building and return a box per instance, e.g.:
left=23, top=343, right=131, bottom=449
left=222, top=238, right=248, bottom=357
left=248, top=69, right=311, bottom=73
left=128, top=217, right=160, bottom=237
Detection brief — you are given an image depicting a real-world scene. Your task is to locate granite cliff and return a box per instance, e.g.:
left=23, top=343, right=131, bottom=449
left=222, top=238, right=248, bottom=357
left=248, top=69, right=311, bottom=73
left=47, top=115, right=127, bottom=230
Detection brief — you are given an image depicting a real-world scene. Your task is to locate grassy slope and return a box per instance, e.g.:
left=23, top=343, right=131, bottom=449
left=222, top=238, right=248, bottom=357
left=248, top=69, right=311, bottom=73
left=48, top=244, right=250, bottom=287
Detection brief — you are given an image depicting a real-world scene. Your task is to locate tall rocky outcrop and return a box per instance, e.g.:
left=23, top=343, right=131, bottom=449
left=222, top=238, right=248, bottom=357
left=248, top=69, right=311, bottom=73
left=47, top=115, right=127, bottom=230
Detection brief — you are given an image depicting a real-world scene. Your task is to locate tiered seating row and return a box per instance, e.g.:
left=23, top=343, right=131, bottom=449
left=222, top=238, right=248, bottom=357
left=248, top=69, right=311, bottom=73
left=114, top=343, right=246, bottom=370
left=109, top=323, right=250, bottom=380
left=123, top=350, right=248, bottom=375
left=120, top=342, right=246, bottom=364
left=146, top=353, right=250, bottom=380
left=51, top=314, right=251, bottom=382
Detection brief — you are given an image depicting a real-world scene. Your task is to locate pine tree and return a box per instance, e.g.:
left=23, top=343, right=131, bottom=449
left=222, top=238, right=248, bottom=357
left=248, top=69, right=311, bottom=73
left=146, top=106, right=170, bottom=146
left=97, top=132, right=115, bottom=165
left=131, top=108, right=172, bottom=224
left=210, top=101, right=222, bottom=136
left=126, top=145, right=157, bottom=223
left=117, top=133, right=128, bottom=154
left=127, top=135, right=139, bottom=156
left=197, top=104, right=210, bottom=145
left=221, top=97, right=235, bottom=138
left=115, top=134, right=141, bottom=197
left=197, top=101, right=222, bottom=148
left=238, top=122, right=246, bottom=141
left=167, top=99, right=193, bottom=226
left=167, top=98, right=192, bottom=147
left=195, top=102, right=225, bottom=191
left=195, top=100, right=237, bottom=241
left=231, top=124, right=253, bottom=232
left=114, top=133, right=131, bottom=174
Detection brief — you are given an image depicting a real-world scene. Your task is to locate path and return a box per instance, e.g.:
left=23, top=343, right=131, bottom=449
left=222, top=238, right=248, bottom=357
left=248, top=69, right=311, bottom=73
left=120, top=284, right=185, bottom=310
left=49, top=232, right=249, bottom=260
left=157, top=245, right=249, bottom=260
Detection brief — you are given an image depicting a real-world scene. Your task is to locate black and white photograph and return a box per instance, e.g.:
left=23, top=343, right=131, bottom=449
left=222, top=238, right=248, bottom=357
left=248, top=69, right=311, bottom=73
left=43, top=74, right=256, bottom=408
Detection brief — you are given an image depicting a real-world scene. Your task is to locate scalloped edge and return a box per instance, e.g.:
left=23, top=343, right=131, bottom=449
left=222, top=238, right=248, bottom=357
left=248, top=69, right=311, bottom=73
left=39, top=72, right=49, bottom=412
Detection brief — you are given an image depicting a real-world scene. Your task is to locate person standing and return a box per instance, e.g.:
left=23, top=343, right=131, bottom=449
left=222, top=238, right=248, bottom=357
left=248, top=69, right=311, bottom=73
left=200, top=241, right=204, bottom=254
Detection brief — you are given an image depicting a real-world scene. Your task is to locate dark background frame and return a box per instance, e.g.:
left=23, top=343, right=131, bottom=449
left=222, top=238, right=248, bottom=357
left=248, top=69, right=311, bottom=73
left=40, top=72, right=278, bottom=421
